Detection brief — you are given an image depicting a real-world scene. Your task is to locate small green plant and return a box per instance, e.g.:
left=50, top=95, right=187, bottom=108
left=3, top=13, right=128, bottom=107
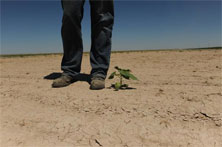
left=108, top=66, right=138, bottom=90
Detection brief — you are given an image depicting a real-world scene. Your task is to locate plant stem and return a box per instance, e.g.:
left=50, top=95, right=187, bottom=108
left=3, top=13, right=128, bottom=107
left=120, top=75, right=123, bottom=85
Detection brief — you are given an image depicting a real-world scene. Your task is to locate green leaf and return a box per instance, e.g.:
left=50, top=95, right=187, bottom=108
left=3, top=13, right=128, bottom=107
left=119, top=70, right=130, bottom=79
left=122, top=69, right=131, bottom=72
left=128, top=73, right=138, bottom=80
left=115, top=82, right=121, bottom=90
left=108, top=71, right=116, bottom=79
left=115, top=66, right=131, bottom=72
left=121, top=84, right=128, bottom=88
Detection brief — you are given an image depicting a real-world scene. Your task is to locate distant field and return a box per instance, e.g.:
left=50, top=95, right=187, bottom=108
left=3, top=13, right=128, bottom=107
left=0, top=47, right=221, bottom=58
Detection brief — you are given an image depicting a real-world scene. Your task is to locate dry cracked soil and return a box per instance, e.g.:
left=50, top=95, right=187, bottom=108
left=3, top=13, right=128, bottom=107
left=0, top=49, right=221, bottom=147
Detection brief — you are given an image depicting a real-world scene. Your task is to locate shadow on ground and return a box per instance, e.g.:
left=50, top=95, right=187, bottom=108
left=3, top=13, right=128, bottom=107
left=44, top=72, right=91, bottom=84
left=107, top=85, right=137, bottom=91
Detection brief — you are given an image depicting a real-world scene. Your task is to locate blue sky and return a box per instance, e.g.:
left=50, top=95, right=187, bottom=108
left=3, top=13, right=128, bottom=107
left=1, top=0, right=221, bottom=55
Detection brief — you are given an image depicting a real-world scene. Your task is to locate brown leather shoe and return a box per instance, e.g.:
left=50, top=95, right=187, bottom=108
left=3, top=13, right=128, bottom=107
left=52, top=74, right=75, bottom=88
left=90, top=76, right=105, bottom=90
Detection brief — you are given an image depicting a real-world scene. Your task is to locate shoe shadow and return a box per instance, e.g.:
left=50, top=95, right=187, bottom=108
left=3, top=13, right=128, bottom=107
left=44, top=72, right=91, bottom=84
left=43, top=72, right=61, bottom=80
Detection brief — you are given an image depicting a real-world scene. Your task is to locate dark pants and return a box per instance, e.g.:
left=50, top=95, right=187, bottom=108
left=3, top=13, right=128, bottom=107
left=61, top=0, right=114, bottom=79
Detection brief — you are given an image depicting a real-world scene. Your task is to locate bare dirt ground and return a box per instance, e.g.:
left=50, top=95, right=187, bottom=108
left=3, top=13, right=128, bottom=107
left=0, top=49, right=221, bottom=147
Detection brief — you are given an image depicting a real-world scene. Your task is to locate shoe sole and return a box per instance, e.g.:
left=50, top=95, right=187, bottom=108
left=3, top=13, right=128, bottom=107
left=51, top=82, right=72, bottom=88
left=90, top=85, right=105, bottom=90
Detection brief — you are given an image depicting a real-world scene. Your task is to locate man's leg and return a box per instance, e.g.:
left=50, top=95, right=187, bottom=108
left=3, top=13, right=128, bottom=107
left=89, top=0, right=114, bottom=79
left=52, top=0, right=85, bottom=88
left=61, top=0, right=85, bottom=77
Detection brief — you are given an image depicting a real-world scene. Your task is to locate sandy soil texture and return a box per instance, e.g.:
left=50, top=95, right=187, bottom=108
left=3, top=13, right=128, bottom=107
left=0, top=49, right=221, bottom=147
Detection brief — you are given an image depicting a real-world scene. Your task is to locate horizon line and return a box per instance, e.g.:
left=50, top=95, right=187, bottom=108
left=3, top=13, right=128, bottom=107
left=0, top=46, right=221, bottom=58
